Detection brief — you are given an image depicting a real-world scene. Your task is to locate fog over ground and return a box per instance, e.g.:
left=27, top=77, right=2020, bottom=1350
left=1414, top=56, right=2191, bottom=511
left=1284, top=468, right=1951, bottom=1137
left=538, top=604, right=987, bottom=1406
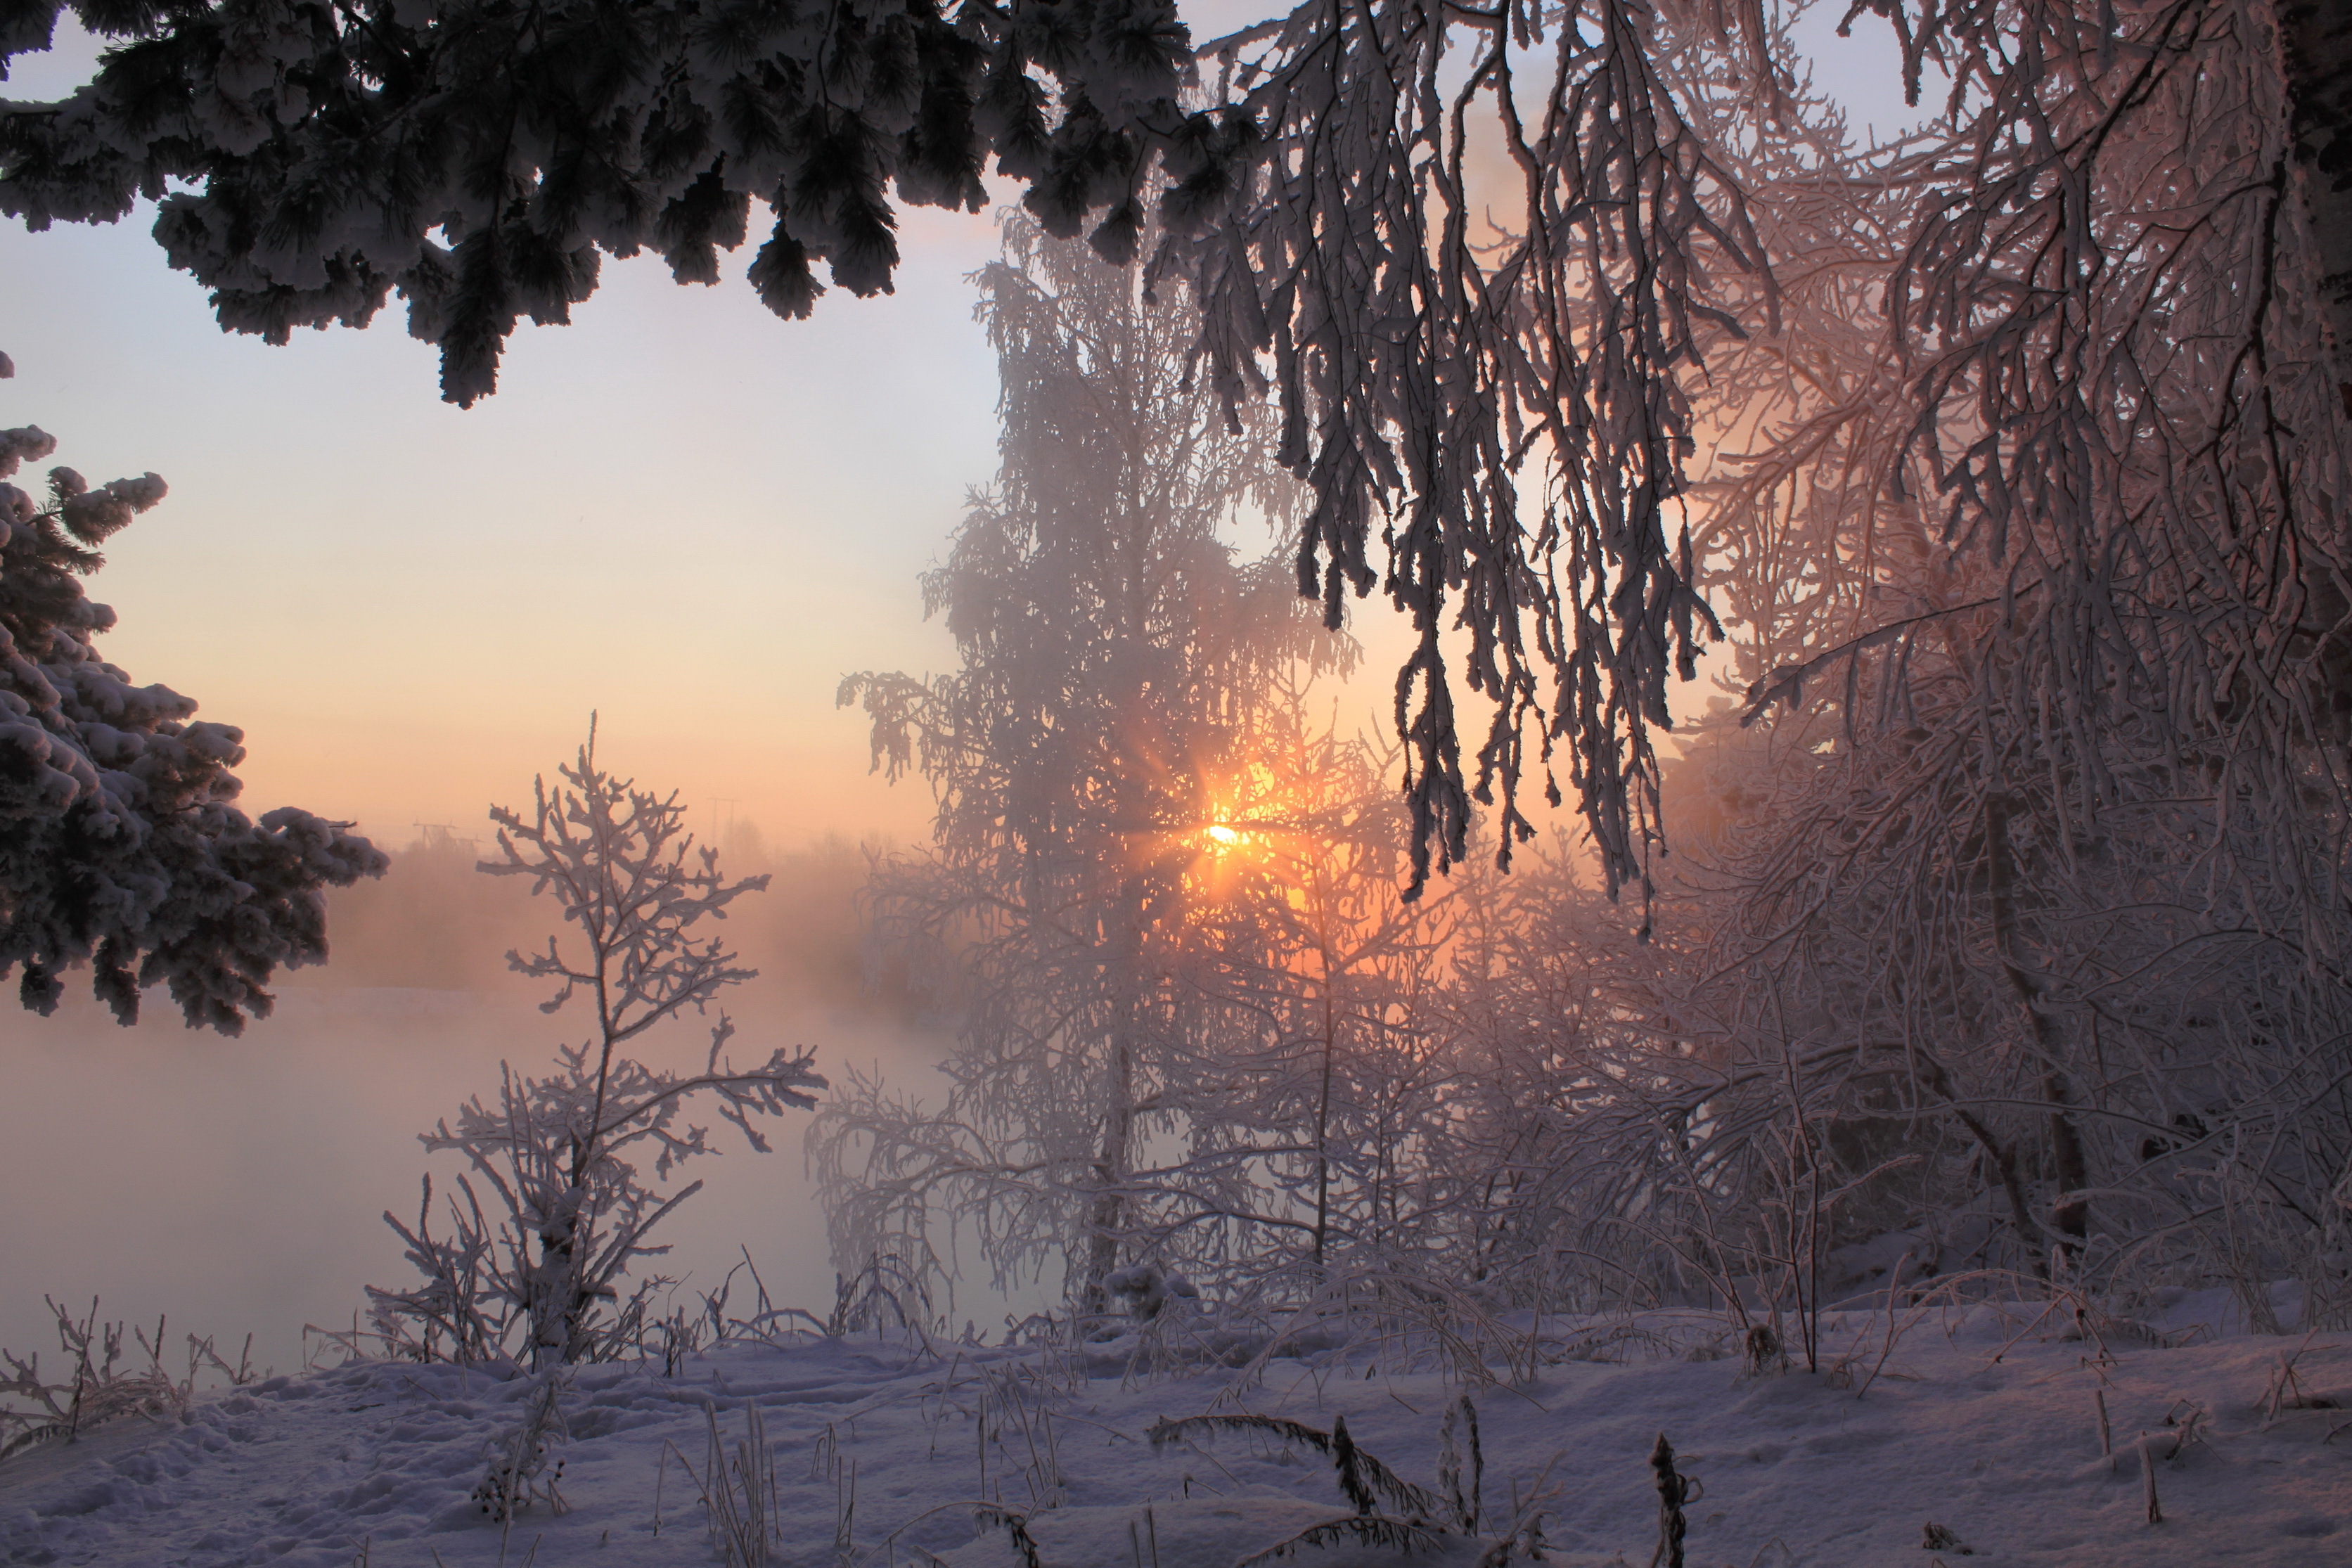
left=0, top=830, right=951, bottom=1374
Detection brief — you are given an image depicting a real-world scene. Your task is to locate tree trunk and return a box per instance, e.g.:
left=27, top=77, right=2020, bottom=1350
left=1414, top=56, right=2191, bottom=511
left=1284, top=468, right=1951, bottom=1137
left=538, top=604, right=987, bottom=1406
left=2280, top=0, right=2352, bottom=409
left=532, top=1205, right=579, bottom=1370
left=1983, top=794, right=2090, bottom=1273
left=1082, top=1010, right=1137, bottom=1316
left=1310, top=866, right=1341, bottom=1272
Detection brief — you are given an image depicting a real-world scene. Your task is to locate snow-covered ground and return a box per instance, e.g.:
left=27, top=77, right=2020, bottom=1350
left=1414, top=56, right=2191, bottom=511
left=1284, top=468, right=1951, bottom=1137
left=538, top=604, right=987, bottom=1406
left=4, top=1297, right=2348, bottom=1568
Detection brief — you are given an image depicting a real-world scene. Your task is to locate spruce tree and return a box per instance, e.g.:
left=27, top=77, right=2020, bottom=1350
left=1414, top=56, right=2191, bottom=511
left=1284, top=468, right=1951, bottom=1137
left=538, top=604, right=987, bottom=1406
left=0, top=352, right=385, bottom=1031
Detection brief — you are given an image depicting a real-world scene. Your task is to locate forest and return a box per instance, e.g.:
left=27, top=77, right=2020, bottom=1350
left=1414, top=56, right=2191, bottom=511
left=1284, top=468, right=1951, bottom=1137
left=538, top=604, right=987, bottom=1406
left=4, top=0, right=2352, bottom=1563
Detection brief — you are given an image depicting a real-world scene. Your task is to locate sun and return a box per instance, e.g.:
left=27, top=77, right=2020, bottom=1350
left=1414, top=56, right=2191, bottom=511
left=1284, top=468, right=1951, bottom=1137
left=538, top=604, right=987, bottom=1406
left=1204, top=823, right=1242, bottom=848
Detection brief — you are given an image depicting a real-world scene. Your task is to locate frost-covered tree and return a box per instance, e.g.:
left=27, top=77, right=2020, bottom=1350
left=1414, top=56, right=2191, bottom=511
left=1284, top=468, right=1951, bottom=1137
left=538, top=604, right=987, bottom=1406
left=368, top=724, right=825, bottom=1368
left=1184, top=695, right=1461, bottom=1284
left=0, top=351, right=385, bottom=1032
left=818, top=212, right=1337, bottom=1313
left=0, top=0, right=1771, bottom=897
left=18, top=0, right=2352, bottom=1324
left=1196, top=0, right=2352, bottom=1313
left=1672, top=0, right=2352, bottom=1313
left=18, top=1, right=2334, bottom=918
left=18, top=1, right=2339, bottom=907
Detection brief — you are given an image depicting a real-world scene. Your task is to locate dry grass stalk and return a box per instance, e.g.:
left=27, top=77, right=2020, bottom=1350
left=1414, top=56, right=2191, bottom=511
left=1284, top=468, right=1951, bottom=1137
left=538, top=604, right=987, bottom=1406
left=1, top=1297, right=256, bottom=1461
left=472, top=1370, right=571, bottom=1524
left=972, top=1505, right=1042, bottom=1568
left=1648, top=1433, right=1692, bottom=1568
left=686, top=1400, right=780, bottom=1568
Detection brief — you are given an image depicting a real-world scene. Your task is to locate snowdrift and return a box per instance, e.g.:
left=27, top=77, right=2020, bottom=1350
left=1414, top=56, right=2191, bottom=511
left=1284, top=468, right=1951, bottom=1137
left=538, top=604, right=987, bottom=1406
left=2, top=1300, right=2347, bottom=1567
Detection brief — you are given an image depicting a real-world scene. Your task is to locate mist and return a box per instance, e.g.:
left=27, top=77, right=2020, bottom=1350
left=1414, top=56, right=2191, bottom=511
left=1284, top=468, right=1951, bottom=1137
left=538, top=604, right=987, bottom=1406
left=6, top=2, right=2352, bottom=1562
left=0, top=827, right=947, bottom=1373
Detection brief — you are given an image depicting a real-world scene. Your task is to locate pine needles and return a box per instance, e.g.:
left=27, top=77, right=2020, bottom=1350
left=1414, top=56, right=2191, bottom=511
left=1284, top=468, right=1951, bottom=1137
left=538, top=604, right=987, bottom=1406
left=1437, top=1394, right=1484, bottom=1534
left=1148, top=1399, right=1536, bottom=1567
left=1235, top=1512, right=1448, bottom=1567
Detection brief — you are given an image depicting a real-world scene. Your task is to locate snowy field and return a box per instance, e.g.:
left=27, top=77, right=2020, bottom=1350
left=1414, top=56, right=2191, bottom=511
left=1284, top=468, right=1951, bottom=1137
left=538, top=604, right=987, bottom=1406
left=4, top=1299, right=2347, bottom=1568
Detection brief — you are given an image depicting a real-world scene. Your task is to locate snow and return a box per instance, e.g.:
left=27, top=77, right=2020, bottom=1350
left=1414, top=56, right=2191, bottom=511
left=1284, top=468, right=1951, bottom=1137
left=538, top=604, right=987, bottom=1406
left=4, top=1304, right=2348, bottom=1567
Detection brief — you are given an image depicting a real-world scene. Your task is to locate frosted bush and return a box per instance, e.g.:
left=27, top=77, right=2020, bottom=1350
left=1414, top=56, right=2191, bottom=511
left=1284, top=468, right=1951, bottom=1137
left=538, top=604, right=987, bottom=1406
left=368, top=724, right=823, bottom=1369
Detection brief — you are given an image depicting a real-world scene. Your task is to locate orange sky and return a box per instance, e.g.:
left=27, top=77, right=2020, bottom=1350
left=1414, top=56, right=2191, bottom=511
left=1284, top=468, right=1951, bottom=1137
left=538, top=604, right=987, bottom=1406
left=0, top=8, right=1372, bottom=861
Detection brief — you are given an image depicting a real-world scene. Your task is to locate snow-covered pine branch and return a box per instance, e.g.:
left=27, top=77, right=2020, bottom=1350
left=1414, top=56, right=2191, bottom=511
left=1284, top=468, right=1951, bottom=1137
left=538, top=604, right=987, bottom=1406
left=0, top=354, right=385, bottom=1031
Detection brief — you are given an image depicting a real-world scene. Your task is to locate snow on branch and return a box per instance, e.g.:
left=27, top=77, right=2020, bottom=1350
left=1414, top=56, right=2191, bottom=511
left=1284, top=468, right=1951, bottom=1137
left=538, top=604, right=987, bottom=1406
left=0, top=2, right=1781, bottom=907
left=482, top=719, right=769, bottom=1049
left=370, top=722, right=823, bottom=1369
left=0, top=354, right=385, bottom=1030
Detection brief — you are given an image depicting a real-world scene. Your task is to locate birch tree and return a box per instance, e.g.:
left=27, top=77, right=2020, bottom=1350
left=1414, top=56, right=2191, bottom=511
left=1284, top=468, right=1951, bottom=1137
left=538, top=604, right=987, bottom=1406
left=818, top=212, right=1335, bottom=1313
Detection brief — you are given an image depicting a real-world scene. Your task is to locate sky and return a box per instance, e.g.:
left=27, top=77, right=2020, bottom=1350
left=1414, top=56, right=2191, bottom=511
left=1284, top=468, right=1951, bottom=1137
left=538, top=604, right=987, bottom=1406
left=0, top=5, right=1923, bottom=854
left=0, top=4, right=1930, bottom=1365
left=2, top=25, right=1001, bottom=852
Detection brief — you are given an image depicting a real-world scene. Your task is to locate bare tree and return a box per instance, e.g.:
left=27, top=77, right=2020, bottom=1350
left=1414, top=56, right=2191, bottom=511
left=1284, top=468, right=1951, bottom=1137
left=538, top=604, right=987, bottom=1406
left=1403, top=0, right=2352, bottom=1325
